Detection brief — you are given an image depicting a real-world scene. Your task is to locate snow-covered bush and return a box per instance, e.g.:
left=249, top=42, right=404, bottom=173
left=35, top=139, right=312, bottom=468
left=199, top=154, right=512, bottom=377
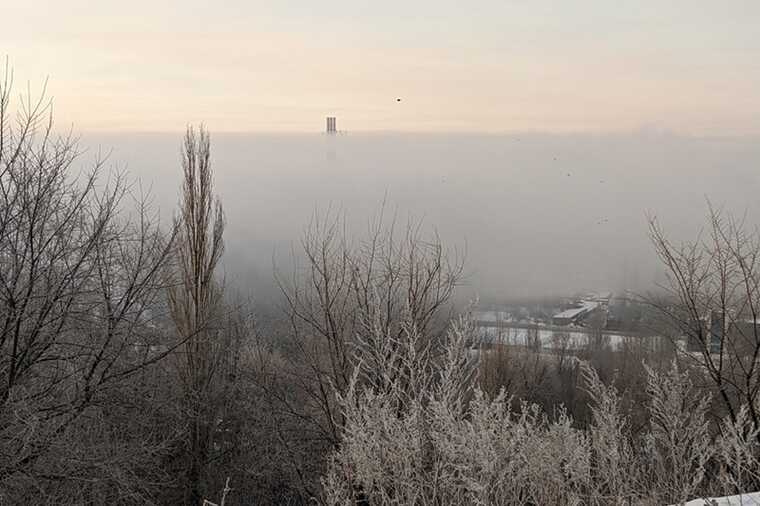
left=642, top=361, right=713, bottom=503
left=322, top=312, right=760, bottom=505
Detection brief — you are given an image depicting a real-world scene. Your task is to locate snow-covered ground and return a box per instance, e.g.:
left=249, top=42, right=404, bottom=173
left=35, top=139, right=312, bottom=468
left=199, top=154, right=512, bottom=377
left=678, top=492, right=760, bottom=506
left=478, top=325, right=628, bottom=350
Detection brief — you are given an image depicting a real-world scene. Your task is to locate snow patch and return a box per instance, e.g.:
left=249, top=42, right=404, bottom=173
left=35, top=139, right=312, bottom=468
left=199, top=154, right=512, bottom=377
left=677, top=492, right=760, bottom=506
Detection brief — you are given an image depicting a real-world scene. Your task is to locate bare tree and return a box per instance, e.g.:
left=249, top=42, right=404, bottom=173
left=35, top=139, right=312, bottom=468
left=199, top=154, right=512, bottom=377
left=0, top=63, right=179, bottom=502
left=648, top=206, right=760, bottom=442
left=268, top=208, right=464, bottom=499
left=167, top=125, right=230, bottom=504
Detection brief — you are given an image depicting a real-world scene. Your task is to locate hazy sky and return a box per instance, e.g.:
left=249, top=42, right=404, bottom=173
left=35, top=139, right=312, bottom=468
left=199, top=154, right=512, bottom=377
left=6, top=1, right=760, bottom=133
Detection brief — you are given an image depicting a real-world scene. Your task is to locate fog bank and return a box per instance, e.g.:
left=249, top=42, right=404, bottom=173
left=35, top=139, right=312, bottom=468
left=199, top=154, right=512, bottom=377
left=81, top=131, right=760, bottom=301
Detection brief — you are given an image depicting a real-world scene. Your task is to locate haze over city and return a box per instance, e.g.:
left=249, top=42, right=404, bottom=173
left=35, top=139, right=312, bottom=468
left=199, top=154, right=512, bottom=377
left=82, top=131, right=760, bottom=300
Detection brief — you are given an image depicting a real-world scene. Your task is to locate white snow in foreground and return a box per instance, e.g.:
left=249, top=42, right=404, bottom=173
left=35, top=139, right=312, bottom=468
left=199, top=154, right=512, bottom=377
left=677, top=492, right=760, bottom=506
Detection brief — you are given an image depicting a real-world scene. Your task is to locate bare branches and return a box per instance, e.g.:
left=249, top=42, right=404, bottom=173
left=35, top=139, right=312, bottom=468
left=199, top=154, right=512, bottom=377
left=166, top=124, right=236, bottom=504
left=646, top=206, right=760, bottom=435
left=0, top=64, right=179, bottom=502
left=267, top=207, right=464, bottom=500
left=168, top=125, right=226, bottom=395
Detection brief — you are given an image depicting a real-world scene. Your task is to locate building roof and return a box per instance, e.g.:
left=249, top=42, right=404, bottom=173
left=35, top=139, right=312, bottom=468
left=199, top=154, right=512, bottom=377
left=553, top=301, right=599, bottom=320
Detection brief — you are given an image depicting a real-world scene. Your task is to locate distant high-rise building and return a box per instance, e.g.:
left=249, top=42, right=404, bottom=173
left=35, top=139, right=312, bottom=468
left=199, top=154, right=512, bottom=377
left=326, top=116, right=336, bottom=134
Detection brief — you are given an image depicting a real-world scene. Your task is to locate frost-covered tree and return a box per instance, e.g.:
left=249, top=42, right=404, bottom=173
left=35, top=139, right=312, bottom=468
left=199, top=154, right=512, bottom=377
left=266, top=209, right=464, bottom=499
left=323, top=309, right=760, bottom=505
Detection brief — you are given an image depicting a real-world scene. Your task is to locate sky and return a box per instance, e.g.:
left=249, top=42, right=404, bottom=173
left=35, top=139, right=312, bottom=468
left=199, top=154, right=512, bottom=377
left=5, top=0, right=760, bottom=134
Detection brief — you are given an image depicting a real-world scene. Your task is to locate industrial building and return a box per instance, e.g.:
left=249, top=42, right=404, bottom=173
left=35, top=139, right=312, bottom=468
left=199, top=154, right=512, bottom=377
left=687, top=311, right=760, bottom=355
left=552, top=300, right=600, bottom=325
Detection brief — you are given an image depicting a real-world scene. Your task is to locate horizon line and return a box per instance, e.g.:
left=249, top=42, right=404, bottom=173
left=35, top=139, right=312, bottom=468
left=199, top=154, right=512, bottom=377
left=71, top=128, right=760, bottom=141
